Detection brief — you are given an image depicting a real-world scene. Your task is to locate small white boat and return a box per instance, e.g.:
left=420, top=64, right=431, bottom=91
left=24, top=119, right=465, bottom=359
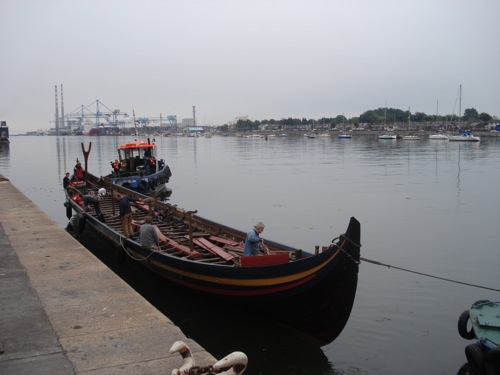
left=378, top=134, right=397, bottom=140
left=429, top=134, right=448, bottom=140
left=338, top=134, right=352, bottom=139
left=448, top=132, right=480, bottom=142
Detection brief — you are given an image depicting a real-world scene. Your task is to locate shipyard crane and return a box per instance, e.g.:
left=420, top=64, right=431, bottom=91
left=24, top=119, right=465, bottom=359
left=65, top=100, right=129, bottom=133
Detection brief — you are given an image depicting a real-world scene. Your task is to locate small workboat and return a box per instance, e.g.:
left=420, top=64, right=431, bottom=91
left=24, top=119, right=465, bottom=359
left=107, top=139, right=172, bottom=198
left=0, top=121, right=9, bottom=143
left=458, top=300, right=500, bottom=374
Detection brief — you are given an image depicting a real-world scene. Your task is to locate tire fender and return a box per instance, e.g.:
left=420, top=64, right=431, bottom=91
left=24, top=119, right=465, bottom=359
left=138, top=179, right=148, bottom=191
left=458, top=310, right=475, bottom=340
left=484, top=348, right=500, bottom=375
left=465, top=343, right=485, bottom=374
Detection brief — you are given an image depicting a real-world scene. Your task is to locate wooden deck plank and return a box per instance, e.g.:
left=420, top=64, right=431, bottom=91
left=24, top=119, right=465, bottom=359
left=189, top=237, right=235, bottom=261
left=208, top=235, right=243, bottom=248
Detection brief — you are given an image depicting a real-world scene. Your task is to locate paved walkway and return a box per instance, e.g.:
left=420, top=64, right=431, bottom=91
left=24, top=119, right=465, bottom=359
left=0, top=178, right=214, bottom=374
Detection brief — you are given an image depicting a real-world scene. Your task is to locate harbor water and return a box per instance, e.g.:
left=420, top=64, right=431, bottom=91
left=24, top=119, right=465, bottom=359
left=0, top=134, right=499, bottom=374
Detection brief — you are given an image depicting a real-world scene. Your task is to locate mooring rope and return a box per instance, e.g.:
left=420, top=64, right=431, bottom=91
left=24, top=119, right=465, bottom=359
left=360, top=257, right=500, bottom=292
left=118, top=235, right=157, bottom=262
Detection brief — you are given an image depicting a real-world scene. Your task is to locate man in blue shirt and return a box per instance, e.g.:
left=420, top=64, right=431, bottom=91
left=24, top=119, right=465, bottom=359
left=244, top=222, right=268, bottom=256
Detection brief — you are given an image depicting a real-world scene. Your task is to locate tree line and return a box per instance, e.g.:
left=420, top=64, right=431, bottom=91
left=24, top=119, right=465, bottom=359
left=222, top=107, right=495, bottom=132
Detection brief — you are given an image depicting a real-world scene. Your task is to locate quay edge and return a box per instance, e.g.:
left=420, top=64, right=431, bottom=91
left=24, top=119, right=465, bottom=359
left=0, top=176, right=215, bottom=374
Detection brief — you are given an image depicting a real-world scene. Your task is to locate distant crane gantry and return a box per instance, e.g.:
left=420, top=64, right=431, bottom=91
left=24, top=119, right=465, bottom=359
left=53, top=84, right=177, bottom=134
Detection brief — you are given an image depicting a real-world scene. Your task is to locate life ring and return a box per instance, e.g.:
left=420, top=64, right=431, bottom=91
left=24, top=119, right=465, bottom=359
left=458, top=310, right=476, bottom=340
left=138, top=179, right=148, bottom=191
left=465, top=343, right=485, bottom=374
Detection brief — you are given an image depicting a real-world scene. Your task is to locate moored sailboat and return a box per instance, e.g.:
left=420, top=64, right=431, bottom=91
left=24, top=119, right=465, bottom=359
left=448, top=85, right=480, bottom=142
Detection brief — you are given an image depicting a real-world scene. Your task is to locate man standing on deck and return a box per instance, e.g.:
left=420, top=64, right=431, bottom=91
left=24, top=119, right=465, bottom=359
left=119, top=194, right=140, bottom=239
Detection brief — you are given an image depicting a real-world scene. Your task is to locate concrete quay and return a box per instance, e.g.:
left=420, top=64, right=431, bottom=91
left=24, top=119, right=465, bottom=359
left=0, top=178, right=215, bottom=374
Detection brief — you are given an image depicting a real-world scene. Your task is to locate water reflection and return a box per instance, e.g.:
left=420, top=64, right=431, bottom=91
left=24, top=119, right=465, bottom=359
left=457, top=144, right=462, bottom=201
left=2, top=134, right=499, bottom=374
left=0, top=142, right=9, bottom=161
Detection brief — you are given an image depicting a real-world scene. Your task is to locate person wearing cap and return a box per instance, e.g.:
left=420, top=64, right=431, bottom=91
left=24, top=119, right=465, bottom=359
left=244, top=222, right=268, bottom=256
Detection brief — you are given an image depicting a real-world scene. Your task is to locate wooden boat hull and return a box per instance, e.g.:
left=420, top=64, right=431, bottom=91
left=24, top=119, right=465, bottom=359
left=65, top=174, right=361, bottom=344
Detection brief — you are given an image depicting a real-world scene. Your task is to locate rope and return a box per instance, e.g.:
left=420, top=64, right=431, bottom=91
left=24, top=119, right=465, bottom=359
left=330, top=234, right=362, bottom=265
left=118, top=234, right=157, bottom=262
left=360, top=257, right=500, bottom=292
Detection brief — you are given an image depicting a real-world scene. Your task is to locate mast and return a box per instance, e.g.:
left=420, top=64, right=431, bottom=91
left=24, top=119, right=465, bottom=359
left=384, top=101, right=387, bottom=127
left=458, top=84, right=462, bottom=126
left=408, top=107, right=411, bottom=132
left=436, top=100, right=438, bottom=123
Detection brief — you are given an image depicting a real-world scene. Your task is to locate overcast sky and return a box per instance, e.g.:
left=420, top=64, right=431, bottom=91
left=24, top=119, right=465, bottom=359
left=1, top=0, right=499, bottom=133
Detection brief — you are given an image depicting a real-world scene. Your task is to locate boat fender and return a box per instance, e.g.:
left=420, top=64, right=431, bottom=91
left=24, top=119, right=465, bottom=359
left=138, top=179, right=148, bottom=191
left=150, top=176, right=157, bottom=189
left=484, top=348, right=500, bottom=375
left=65, top=201, right=72, bottom=219
left=122, top=182, right=131, bottom=189
left=458, top=310, right=476, bottom=340
left=465, top=343, right=485, bottom=374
